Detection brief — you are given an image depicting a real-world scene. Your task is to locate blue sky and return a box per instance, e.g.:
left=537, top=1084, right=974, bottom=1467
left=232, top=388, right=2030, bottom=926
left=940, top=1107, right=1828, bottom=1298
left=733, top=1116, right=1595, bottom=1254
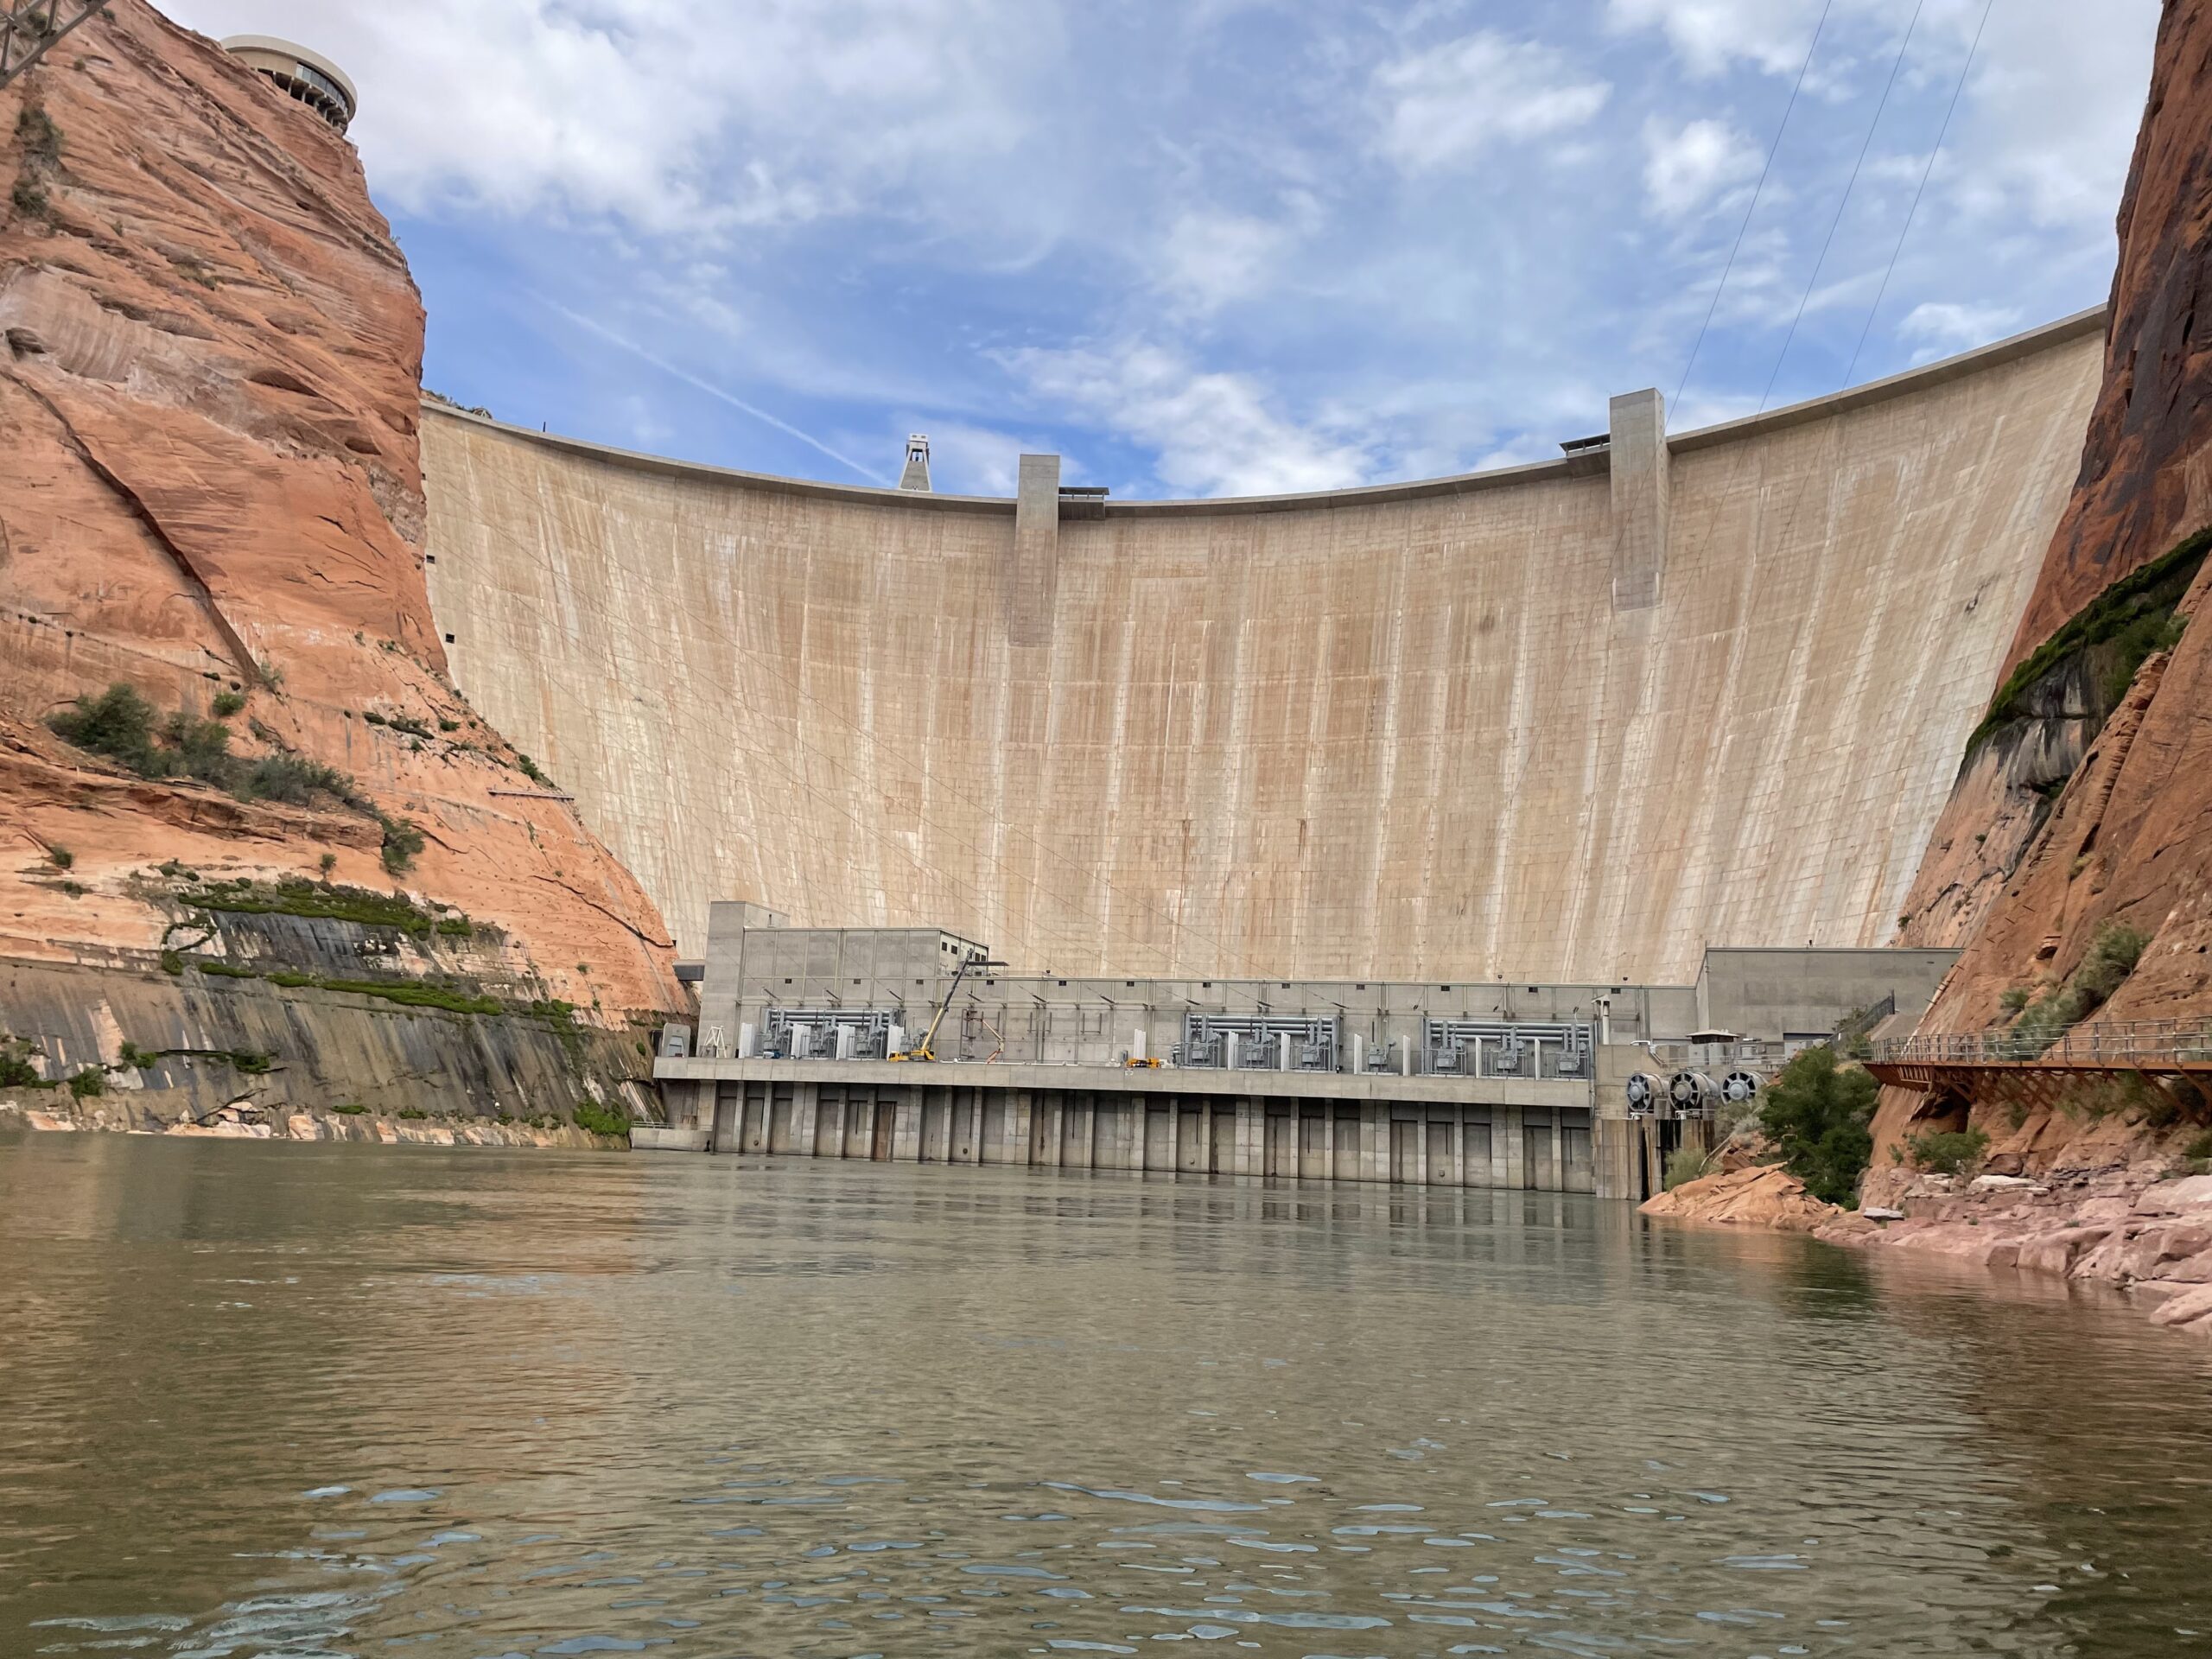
left=170, top=0, right=2158, bottom=499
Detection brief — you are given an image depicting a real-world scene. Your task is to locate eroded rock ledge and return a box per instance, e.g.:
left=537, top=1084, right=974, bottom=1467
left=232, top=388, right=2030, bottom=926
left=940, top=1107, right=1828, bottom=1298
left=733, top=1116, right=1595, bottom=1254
left=1643, top=1163, right=2212, bottom=1340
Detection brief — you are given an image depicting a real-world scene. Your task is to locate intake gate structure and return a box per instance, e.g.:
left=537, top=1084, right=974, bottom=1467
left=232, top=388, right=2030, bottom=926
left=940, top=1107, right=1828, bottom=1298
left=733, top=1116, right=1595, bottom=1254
left=420, top=311, right=2104, bottom=985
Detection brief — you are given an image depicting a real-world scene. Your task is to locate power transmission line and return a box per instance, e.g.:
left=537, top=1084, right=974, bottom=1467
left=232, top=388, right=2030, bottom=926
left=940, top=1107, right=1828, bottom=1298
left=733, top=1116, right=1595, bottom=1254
left=1844, top=0, right=2000, bottom=387
left=1673, top=0, right=1838, bottom=411
left=1759, top=0, right=1929, bottom=412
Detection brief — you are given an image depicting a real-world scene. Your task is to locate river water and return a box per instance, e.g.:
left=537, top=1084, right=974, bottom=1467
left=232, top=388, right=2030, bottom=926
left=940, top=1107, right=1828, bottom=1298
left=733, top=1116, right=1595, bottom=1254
left=3, top=1136, right=2210, bottom=1658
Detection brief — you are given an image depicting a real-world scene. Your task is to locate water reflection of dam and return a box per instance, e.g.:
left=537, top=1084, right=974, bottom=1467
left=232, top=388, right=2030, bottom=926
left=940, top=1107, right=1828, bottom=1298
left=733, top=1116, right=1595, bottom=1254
left=421, top=312, right=2102, bottom=982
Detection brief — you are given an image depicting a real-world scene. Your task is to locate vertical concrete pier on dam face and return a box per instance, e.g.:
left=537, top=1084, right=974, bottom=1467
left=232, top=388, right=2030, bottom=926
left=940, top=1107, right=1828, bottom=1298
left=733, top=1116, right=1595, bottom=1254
left=418, top=313, right=2105, bottom=982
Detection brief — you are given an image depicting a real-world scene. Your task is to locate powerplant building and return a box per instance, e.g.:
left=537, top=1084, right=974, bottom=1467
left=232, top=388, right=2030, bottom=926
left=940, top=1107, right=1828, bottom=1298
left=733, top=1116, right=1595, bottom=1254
left=647, top=905, right=1959, bottom=1198
left=219, top=35, right=356, bottom=133
left=410, top=308, right=2107, bottom=1192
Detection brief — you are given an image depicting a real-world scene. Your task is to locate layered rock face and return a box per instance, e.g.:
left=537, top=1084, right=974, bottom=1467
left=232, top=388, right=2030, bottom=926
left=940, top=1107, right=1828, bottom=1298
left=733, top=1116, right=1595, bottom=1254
left=1880, top=0, right=2212, bottom=1181
left=0, top=2, right=679, bottom=1017
left=2000, top=0, right=2212, bottom=671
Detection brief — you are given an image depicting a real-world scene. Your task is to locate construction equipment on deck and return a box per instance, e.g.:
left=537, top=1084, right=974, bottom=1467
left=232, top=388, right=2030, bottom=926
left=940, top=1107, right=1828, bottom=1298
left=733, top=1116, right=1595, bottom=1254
left=889, top=953, right=1006, bottom=1062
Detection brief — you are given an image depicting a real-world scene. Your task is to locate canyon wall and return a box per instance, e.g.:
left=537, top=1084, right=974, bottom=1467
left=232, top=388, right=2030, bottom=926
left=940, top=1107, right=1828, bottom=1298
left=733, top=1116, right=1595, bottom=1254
left=1877, top=0, right=2212, bottom=1177
left=421, top=318, right=2101, bottom=980
left=0, top=1, right=681, bottom=1035
left=1999, top=0, right=2212, bottom=675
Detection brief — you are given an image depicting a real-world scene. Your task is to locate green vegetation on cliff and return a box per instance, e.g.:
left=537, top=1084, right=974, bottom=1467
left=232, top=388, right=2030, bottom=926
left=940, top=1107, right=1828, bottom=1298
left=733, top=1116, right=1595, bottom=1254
left=2006, top=920, right=2149, bottom=1053
left=380, top=816, right=426, bottom=874
left=177, top=876, right=458, bottom=937
left=572, top=1101, right=631, bottom=1139
left=1967, top=527, right=2209, bottom=759
left=1662, top=1142, right=1709, bottom=1192
left=49, top=683, right=363, bottom=810
left=173, top=957, right=505, bottom=1016
left=0, top=1036, right=50, bottom=1090
left=1903, top=1127, right=1990, bottom=1175
left=1757, top=1045, right=1877, bottom=1207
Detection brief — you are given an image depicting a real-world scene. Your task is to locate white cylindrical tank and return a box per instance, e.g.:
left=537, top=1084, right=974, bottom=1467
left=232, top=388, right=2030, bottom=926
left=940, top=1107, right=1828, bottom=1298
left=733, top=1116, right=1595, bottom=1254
left=738, top=1021, right=758, bottom=1058
left=1132, top=1028, right=1147, bottom=1062
left=1224, top=1032, right=1241, bottom=1071
left=1278, top=1032, right=1292, bottom=1071
left=888, top=1023, right=906, bottom=1058
left=836, top=1024, right=857, bottom=1061
left=1351, top=1033, right=1366, bottom=1072
left=1401, top=1039, right=1413, bottom=1077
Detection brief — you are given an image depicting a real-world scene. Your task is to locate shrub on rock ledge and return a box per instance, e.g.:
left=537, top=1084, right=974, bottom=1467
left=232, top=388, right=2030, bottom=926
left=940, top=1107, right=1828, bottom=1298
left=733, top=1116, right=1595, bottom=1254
left=1904, top=1128, right=1991, bottom=1176
left=1757, top=1044, right=1877, bottom=1208
left=48, top=682, right=362, bottom=810
left=379, top=815, right=426, bottom=874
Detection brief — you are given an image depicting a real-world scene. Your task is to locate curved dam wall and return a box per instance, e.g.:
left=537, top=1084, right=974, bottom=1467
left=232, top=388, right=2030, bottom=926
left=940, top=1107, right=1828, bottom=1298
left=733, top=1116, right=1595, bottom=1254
left=418, top=312, right=2104, bottom=982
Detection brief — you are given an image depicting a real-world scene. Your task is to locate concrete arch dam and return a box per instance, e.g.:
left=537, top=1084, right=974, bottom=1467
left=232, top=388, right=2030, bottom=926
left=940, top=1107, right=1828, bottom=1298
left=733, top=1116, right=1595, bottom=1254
left=419, top=311, right=2103, bottom=983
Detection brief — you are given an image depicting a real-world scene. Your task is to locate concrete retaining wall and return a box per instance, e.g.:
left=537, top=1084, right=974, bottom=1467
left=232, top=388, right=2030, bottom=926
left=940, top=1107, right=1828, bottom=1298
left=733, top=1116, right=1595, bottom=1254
left=652, top=1073, right=1614, bottom=1196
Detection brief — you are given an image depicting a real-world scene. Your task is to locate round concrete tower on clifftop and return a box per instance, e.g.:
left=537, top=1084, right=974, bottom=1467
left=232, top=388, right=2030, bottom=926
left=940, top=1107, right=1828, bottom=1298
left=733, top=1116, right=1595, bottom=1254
left=220, top=35, right=356, bottom=135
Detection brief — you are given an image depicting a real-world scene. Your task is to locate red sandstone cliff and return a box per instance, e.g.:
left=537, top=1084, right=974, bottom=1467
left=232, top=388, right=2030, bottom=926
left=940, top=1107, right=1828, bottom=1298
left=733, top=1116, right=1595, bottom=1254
left=1880, top=0, right=2212, bottom=1179
left=2001, top=0, right=2212, bottom=672
left=0, top=2, right=680, bottom=1015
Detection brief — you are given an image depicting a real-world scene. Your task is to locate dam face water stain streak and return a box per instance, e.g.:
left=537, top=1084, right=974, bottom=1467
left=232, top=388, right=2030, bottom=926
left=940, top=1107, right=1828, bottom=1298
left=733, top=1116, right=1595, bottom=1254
left=1, top=1135, right=2209, bottom=1655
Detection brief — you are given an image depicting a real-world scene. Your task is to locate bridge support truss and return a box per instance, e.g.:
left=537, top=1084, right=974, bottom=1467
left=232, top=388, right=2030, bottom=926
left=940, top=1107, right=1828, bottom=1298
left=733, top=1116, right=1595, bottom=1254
left=1870, top=1055, right=2212, bottom=1125
left=2, top=1, right=108, bottom=93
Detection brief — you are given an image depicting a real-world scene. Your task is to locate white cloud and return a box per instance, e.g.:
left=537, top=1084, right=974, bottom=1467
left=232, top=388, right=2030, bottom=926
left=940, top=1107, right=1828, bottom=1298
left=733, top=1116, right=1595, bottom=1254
left=1897, top=300, right=2026, bottom=362
left=162, top=0, right=2156, bottom=498
left=164, top=0, right=1053, bottom=238
left=1007, top=343, right=1372, bottom=498
left=619, top=394, right=672, bottom=451
left=1605, top=0, right=2158, bottom=241
left=1605, top=0, right=1840, bottom=79
left=1642, top=117, right=1763, bottom=218
left=1154, top=198, right=1317, bottom=315
left=1944, top=0, right=2158, bottom=232
left=1374, top=33, right=1611, bottom=173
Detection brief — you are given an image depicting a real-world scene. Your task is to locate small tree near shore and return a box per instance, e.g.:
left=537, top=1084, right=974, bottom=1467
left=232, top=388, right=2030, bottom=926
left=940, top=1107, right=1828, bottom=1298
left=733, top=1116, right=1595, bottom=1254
left=1758, top=1044, right=1878, bottom=1208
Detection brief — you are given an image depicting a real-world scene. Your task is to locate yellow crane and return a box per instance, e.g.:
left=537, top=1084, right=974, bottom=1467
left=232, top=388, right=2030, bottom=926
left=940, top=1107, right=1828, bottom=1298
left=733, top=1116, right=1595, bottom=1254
left=890, top=953, right=1004, bottom=1062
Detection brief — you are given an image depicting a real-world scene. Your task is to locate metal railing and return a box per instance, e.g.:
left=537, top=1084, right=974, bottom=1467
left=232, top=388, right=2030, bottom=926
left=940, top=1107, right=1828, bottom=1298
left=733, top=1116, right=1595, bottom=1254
left=1873, top=1019, right=2212, bottom=1067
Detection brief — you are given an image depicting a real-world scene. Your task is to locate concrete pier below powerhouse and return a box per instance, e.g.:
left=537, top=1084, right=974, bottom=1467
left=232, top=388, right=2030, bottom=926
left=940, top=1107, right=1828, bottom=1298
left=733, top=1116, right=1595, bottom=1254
left=651, top=1059, right=1611, bottom=1194
left=649, top=912, right=1964, bottom=1200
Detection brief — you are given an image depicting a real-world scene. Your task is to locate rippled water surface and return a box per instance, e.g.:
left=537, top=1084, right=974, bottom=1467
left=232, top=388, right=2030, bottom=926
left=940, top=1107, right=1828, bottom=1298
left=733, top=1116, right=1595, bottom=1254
left=4, top=1137, right=2212, bottom=1657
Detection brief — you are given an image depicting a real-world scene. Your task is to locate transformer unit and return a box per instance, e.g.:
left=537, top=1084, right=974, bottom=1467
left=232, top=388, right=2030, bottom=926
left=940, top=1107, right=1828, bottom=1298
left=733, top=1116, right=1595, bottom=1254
left=1422, top=1019, right=1595, bottom=1080
left=763, top=1007, right=897, bottom=1061
left=1175, top=1030, right=1224, bottom=1069
left=1179, top=1013, right=1339, bottom=1072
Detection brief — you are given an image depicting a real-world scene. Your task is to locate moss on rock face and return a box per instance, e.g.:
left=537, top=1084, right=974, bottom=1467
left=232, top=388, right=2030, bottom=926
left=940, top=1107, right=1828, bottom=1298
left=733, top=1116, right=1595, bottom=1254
left=1966, top=527, right=2209, bottom=761
left=175, top=876, right=453, bottom=937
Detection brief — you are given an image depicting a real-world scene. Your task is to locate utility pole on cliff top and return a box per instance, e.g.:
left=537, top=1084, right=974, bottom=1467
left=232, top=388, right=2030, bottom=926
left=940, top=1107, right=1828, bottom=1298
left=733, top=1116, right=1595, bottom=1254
left=1, top=1, right=110, bottom=93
